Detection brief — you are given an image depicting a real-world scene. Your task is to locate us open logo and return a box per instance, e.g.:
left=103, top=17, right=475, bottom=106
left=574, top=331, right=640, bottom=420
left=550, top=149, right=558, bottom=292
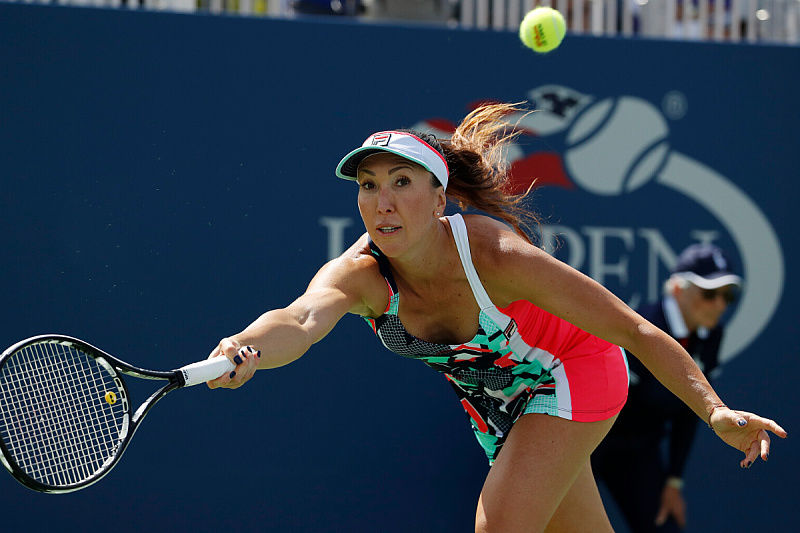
left=412, top=86, right=785, bottom=364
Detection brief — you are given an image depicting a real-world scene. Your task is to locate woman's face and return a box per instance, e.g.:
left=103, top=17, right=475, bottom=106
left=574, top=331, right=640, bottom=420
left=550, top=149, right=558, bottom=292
left=356, top=152, right=445, bottom=258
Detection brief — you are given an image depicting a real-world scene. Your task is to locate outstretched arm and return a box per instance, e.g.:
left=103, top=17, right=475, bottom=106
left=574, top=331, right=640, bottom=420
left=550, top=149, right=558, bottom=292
left=470, top=216, right=787, bottom=467
left=206, top=245, right=383, bottom=389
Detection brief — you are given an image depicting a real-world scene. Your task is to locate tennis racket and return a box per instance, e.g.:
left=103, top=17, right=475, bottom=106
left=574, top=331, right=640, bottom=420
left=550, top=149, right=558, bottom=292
left=0, top=334, right=235, bottom=494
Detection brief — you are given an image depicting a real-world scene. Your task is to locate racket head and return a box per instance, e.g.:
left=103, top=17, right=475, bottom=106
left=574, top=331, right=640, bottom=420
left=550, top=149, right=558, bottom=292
left=0, top=335, right=132, bottom=493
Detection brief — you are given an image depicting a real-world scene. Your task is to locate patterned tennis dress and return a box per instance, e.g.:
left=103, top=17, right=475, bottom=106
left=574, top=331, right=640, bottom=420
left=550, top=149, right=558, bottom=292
left=363, top=214, right=629, bottom=463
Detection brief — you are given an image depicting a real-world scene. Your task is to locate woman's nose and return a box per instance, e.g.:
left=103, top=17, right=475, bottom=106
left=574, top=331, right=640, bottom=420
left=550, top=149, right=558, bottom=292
left=376, top=189, right=394, bottom=213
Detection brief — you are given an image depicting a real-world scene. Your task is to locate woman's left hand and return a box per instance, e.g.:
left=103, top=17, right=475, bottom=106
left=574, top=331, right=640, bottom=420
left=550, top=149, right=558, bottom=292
left=710, top=407, right=787, bottom=468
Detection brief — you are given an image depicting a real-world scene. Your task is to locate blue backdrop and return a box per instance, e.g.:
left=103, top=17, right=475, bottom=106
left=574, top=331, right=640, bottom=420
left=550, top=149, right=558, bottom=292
left=1, top=4, right=797, bottom=531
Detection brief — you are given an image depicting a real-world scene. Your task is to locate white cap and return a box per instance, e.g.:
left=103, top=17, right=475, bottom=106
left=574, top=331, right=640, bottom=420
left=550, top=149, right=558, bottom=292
left=335, top=131, right=449, bottom=190
left=671, top=243, right=743, bottom=289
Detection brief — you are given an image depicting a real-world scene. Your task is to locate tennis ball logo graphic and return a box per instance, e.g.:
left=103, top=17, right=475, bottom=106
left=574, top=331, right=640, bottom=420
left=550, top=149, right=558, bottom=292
left=519, top=7, right=566, bottom=53
left=564, top=97, right=670, bottom=195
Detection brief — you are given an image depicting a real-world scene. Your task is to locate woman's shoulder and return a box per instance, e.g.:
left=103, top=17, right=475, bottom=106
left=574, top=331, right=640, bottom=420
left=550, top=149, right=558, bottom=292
left=460, top=214, right=535, bottom=257
left=325, top=232, right=382, bottom=279
left=318, top=232, right=387, bottom=317
left=458, top=214, right=553, bottom=295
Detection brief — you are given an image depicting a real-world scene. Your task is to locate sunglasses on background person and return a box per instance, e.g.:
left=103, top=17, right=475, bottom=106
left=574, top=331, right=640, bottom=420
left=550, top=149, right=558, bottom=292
left=700, top=286, right=739, bottom=304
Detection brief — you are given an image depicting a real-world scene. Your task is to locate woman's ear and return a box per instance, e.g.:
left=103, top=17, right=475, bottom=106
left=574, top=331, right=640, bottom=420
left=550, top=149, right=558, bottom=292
left=435, top=189, right=446, bottom=216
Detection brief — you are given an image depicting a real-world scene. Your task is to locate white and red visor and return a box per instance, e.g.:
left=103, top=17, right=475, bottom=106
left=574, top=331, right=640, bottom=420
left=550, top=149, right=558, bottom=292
left=336, top=131, right=449, bottom=190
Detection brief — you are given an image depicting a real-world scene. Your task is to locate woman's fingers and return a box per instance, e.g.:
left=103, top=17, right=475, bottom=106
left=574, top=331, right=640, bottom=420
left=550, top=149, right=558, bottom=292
left=220, top=344, right=261, bottom=389
left=759, top=430, right=771, bottom=461
left=712, top=409, right=787, bottom=468
left=207, top=339, right=261, bottom=389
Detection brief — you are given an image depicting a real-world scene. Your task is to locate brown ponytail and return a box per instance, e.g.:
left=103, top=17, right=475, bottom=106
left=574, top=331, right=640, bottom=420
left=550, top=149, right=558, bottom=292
left=440, top=103, right=541, bottom=245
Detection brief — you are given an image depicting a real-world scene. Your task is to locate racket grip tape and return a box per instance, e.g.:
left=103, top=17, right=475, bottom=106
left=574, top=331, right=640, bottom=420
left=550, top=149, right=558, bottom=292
left=179, top=356, right=236, bottom=387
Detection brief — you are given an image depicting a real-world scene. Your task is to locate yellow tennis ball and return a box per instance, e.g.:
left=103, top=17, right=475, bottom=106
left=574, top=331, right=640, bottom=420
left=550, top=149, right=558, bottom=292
left=519, top=6, right=566, bottom=53
left=105, top=391, right=117, bottom=405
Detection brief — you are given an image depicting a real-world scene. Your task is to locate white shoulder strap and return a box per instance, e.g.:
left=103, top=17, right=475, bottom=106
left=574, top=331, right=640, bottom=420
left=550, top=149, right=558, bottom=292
left=448, top=214, right=496, bottom=311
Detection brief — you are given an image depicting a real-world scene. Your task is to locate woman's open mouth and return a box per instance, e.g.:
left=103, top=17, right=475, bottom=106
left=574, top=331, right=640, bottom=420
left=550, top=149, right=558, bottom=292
left=378, top=226, right=401, bottom=234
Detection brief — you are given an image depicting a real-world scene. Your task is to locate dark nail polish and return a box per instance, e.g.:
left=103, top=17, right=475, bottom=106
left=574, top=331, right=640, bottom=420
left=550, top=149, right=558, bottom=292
left=233, top=355, right=243, bottom=365
left=738, top=419, right=747, bottom=427
left=256, top=350, right=261, bottom=358
left=229, top=370, right=236, bottom=379
left=746, top=461, right=752, bottom=468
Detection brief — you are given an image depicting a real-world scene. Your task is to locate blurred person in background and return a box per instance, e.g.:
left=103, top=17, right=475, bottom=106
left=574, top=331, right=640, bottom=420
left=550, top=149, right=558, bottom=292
left=592, top=243, right=743, bottom=532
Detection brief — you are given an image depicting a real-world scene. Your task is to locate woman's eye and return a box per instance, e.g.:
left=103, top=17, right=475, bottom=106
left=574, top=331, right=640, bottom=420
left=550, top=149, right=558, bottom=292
left=359, top=181, right=375, bottom=190
left=396, top=177, right=411, bottom=186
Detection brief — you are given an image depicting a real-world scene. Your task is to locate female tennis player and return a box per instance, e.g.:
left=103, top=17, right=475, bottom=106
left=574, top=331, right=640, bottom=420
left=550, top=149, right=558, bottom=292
left=208, top=103, right=786, bottom=533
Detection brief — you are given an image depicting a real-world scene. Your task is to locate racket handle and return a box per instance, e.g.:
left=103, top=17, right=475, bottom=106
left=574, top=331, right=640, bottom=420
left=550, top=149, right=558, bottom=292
left=179, top=356, right=236, bottom=387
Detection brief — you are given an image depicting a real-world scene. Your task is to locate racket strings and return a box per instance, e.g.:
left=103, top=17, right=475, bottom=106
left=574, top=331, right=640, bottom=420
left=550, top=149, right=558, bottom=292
left=0, top=342, right=128, bottom=487
left=35, top=345, right=116, bottom=484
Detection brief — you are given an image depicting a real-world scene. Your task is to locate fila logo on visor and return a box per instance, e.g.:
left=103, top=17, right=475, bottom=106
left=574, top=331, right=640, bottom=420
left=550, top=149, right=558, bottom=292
left=370, top=133, right=392, bottom=146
